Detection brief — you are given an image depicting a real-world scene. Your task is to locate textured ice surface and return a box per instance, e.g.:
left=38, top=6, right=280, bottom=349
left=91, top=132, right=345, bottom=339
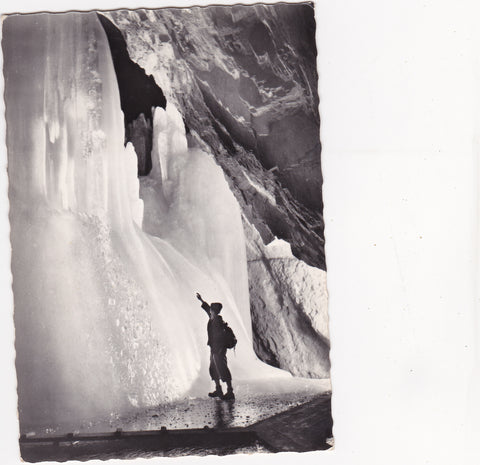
left=142, top=104, right=252, bottom=336
left=4, top=12, right=288, bottom=430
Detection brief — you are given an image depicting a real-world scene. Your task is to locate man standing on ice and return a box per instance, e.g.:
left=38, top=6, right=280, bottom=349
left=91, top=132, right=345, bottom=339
left=196, top=293, right=235, bottom=400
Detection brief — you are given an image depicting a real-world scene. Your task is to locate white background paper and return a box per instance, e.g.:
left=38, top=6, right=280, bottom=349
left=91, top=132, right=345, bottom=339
left=1, top=0, right=479, bottom=464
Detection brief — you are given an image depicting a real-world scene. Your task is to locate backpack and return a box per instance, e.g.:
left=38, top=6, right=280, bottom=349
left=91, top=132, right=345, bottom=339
left=223, top=321, right=237, bottom=349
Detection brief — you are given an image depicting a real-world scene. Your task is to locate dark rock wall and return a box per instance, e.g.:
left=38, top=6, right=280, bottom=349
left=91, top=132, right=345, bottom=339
left=108, top=4, right=325, bottom=270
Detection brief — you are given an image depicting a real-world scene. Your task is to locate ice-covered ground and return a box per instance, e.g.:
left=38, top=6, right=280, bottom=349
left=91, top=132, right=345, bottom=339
left=21, top=378, right=330, bottom=435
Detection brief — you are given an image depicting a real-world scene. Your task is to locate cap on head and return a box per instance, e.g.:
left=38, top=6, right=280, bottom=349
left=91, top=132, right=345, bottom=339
left=211, top=302, right=223, bottom=314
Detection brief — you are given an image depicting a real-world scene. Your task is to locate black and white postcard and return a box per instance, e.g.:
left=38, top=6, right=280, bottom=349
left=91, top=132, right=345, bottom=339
left=2, top=3, right=332, bottom=461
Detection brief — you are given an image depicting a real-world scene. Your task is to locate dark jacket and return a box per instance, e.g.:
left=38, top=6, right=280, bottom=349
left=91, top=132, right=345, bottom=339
left=201, top=302, right=226, bottom=348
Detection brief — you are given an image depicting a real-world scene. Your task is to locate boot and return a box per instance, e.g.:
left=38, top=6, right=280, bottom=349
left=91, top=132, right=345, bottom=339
left=222, top=388, right=235, bottom=400
left=208, top=385, right=223, bottom=398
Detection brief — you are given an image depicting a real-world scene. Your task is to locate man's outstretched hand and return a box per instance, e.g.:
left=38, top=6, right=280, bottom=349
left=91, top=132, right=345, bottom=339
left=196, top=293, right=203, bottom=302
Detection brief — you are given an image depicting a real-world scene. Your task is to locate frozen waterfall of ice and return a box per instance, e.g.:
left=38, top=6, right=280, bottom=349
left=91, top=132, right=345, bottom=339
left=4, top=12, right=285, bottom=430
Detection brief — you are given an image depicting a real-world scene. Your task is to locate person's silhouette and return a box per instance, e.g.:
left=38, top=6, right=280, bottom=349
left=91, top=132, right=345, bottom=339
left=196, top=293, right=235, bottom=400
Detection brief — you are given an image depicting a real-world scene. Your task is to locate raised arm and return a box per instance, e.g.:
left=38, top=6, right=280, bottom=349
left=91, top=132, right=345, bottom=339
left=196, top=293, right=210, bottom=315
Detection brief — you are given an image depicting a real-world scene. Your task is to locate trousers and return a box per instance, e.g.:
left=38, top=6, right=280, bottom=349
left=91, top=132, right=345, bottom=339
left=209, top=346, right=232, bottom=382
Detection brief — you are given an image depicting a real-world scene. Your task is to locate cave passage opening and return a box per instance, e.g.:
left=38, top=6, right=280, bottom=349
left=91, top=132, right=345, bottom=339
left=97, top=13, right=167, bottom=176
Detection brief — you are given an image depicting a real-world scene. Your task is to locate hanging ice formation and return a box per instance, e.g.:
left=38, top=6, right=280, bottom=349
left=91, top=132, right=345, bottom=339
left=4, top=12, right=284, bottom=429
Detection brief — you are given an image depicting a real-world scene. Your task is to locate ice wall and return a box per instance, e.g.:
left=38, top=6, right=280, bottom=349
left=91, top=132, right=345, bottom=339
left=3, top=12, right=279, bottom=431
left=141, top=105, right=251, bottom=330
